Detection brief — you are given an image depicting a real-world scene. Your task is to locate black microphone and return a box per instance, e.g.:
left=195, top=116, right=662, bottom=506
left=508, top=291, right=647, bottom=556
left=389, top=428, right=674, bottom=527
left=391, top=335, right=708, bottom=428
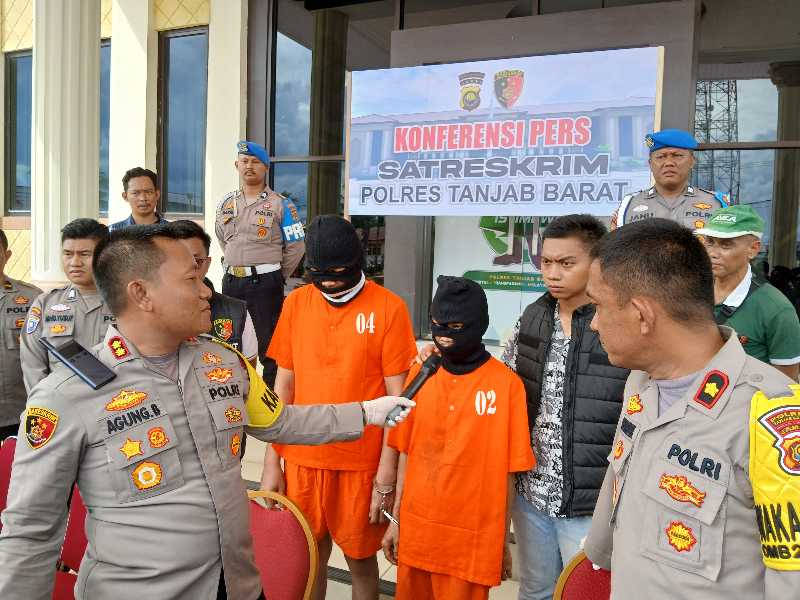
left=385, top=353, right=443, bottom=424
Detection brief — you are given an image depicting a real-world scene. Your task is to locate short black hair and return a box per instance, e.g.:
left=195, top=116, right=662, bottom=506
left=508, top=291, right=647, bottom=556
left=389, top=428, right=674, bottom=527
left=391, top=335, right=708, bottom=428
left=93, top=224, right=181, bottom=314
left=122, top=167, right=158, bottom=192
left=591, top=218, right=714, bottom=324
left=0, top=229, right=8, bottom=253
left=542, top=214, right=607, bottom=248
left=165, top=220, right=211, bottom=254
left=61, top=218, right=109, bottom=245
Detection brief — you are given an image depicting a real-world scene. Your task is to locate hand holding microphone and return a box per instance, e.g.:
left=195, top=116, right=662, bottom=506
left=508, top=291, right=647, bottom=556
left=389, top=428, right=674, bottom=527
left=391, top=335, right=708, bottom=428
left=384, top=353, right=443, bottom=425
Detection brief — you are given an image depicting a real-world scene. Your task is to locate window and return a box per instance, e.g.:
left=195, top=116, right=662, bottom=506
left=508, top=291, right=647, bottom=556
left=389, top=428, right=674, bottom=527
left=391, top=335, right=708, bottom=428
left=617, top=116, right=633, bottom=157
left=99, top=39, right=111, bottom=214
left=158, top=28, right=208, bottom=215
left=5, top=51, right=33, bottom=214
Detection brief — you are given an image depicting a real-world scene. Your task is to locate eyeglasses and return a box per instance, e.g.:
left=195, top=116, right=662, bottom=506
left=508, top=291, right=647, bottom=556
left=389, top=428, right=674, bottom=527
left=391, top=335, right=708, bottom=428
left=194, top=257, right=213, bottom=268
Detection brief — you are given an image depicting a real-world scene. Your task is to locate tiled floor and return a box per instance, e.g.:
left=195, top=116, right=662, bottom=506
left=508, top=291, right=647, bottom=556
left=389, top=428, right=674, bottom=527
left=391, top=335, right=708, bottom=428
left=242, top=438, right=521, bottom=599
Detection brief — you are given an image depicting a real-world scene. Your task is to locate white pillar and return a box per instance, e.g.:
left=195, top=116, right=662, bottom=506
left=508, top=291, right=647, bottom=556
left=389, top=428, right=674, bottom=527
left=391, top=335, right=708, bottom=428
left=108, top=0, right=157, bottom=224
left=31, top=0, right=101, bottom=283
left=204, top=0, right=248, bottom=288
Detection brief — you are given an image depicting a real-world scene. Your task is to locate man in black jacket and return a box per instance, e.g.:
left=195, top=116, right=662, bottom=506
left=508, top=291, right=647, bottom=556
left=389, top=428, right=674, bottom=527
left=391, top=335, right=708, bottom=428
left=502, top=215, right=628, bottom=600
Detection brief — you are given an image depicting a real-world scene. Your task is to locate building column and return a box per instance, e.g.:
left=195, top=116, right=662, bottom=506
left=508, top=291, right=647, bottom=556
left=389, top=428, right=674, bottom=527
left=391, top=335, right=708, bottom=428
left=768, top=61, right=800, bottom=269
left=31, top=0, right=101, bottom=283
left=108, top=0, right=156, bottom=224
left=204, top=0, right=248, bottom=288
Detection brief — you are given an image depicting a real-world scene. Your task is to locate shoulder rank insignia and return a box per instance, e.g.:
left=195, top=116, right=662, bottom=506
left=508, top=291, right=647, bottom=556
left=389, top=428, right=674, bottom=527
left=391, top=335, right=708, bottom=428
left=108, top=336, right=130, bottom=359
left=693, top=370, right=729, bottom=409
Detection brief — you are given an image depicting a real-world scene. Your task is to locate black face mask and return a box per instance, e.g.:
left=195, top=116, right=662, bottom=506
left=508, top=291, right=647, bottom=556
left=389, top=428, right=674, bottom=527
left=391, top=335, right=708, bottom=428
left=430, top=276, right=490, bottom=374
left=305, top=215, right=365, bottom=297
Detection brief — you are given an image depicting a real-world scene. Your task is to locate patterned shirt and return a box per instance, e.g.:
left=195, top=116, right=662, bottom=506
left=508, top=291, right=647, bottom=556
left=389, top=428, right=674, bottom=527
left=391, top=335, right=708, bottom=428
left=502, top=303, right=570, bottom=516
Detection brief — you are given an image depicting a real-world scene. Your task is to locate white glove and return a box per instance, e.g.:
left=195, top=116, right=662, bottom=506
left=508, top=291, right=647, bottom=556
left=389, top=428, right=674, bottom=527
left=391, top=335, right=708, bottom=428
left=361, top=396, right=416, bottom=427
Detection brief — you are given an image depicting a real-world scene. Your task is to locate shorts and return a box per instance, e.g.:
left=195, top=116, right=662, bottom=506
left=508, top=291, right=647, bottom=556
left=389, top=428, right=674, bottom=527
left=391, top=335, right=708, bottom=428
left=396, top=563, right=490, bottom=600
left=284, top=461, right=385, bottom=559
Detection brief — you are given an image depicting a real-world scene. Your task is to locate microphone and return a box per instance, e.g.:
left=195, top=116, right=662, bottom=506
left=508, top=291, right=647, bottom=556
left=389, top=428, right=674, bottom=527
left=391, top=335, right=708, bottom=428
left=385, top=353, right=443, bottom=424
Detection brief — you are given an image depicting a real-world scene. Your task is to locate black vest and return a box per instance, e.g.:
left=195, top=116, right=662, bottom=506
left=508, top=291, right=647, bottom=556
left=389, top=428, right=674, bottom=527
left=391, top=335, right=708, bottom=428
left=209, top=291, right=247, bottom=352
left=516, top=294, right=629, bottom=517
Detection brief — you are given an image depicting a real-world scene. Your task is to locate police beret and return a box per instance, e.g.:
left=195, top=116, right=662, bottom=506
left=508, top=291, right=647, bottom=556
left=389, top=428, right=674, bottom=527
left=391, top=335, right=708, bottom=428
left=236, top=140, right=270, bottom=166
left=644, top=129, right=698, bottom=153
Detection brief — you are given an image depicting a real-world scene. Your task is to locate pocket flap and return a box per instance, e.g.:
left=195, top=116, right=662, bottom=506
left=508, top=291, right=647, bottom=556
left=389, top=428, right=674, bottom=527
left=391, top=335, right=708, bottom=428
left=642, top=459, right=727, bottom=526
left=208, top=400, right=248, bottom=431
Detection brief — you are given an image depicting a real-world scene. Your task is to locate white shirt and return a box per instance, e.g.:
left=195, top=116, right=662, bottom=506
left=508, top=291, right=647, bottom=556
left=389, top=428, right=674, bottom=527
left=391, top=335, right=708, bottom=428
left=242, top=311, right=258, bottom=360
left=721, top=265, right=752, bottom=309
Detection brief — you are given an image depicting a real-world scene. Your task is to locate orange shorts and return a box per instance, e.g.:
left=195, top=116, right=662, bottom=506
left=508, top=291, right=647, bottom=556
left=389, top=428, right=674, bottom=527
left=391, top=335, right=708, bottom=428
left=396, top=563, right=489, bottom=600
left=284, top=461, right=385, bottom=559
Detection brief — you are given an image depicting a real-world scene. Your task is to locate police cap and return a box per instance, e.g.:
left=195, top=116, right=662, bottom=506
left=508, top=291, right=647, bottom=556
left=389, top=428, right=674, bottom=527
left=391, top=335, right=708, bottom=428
left=236, top=140, right=270, bottom=166
left=645, top=129, right=698, bottom=153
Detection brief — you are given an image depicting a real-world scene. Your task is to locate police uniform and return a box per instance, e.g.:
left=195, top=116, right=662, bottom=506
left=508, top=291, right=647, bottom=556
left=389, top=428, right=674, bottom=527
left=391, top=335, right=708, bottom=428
left=584, top=327, right=800, bottom=598
left=0, top=326, right=365, bottom=600
left=0, top=277, right=42, bottom=439
left=215, top=141, right=305, bottom=386
left=20, top=285, right=115, bottom=392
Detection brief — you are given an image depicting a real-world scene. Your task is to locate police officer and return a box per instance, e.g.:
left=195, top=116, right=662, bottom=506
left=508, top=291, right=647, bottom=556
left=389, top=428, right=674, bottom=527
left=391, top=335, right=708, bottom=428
left=215, top=141, right=305, bottom=386
left=0, top=229, right=41, bottom=441
left=583, top=219, right=799, bottom=598
left=168, top=220, right=258, bottom=365
left=611, top=129, right=729, bottom=231
left=0, top=225, right=413, bottom=600
left=21, top=219, right=114, bottom=392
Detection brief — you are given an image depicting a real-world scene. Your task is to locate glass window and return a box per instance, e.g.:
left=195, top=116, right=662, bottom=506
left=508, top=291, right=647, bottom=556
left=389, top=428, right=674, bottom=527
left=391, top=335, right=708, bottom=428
left=5, top=51, right=33, bottom=214
left=99, top=40, right=111, bottom=214
left=274, top=31, right=312, bottom=157
left=271, top=161, right=345, bottom=224
left=159, top=28, right=208, bottom=214
left=618, top=116, right=633, bottom=157
left=695, top=79, right=778, bottom=144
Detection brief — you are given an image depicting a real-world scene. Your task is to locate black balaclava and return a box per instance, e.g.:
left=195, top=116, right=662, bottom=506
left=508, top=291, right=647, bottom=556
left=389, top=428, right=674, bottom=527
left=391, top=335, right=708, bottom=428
left=305, top=215, right=365, bottom=303
left=430, top=275, right=490, bottom=374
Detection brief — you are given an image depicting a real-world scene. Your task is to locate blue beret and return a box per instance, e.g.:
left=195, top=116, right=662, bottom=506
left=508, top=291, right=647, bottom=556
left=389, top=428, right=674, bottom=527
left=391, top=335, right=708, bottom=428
left=644, top=129, right=698, bottom=153
left=236, top=140, right=270, bottom=165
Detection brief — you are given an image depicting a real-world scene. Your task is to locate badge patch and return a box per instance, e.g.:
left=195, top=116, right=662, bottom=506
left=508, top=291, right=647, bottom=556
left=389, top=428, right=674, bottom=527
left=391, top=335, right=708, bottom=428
left=213, top=318, right=233, bottom=341
left=106, top=390, right=148, bottom=412
left=51, top=304, right=71, bottom=312
left=131, top=461, right=163, bottom=490
left=256, top=227, right=267, bottom=238
left=68, top=288, right=77, bottom=300
left=24, top=407, right=59, bottom=450
left=658, top=473, right=706, bottom=507
left=694, top=220, right=705, bottom=229
left=626, top=394, right=643, bottom=415
left=614, top=440, right=624, bottom=459
left=202, top=352, right=222, bottom=365
left=230, top=433, right=242, bottom=456
left=147, top=426, right=169, bottom=448
left=694, top=203, right=712, bottom=210
left=108, top=336, right=130, bottom=359
left=25, top=309, right=41, bottom=334
left=206, top=367, right=233, bottom=384
left=758, top=405, right=800, bottom=475
left=14, top=317, right=25, bottom=328
left=493, top=69, right=524, bottom=109
left=632, top=204, right=649, bottom=213
left=665, top=521, right=697, bottom=552
left=739, top=335, right=749, bottom=345
left=693, top=370, right=729, bottom=409
left=14, top=296, right=29, bottom=305
left=225, top=406, right=243, bottom=424
left=119, top=438, right=144, bottom=460
left=50, top=324, right=67, bottom=334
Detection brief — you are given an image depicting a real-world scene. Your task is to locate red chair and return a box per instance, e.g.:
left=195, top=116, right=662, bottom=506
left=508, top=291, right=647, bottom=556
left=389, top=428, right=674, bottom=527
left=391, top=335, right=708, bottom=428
left=52, top=570, right=77, bottom=600
left=247, top=490, right=318, bottom=600
left=0, top=436, right=17, bottom=528
left=554, top=550, right=611, bottom=600
left=59, top=486, right=88, bottom=572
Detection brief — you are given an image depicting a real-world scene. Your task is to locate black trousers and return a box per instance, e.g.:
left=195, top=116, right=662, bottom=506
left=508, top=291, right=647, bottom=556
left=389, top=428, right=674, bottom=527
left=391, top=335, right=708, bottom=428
left=222, top=270, right=284, bottom=388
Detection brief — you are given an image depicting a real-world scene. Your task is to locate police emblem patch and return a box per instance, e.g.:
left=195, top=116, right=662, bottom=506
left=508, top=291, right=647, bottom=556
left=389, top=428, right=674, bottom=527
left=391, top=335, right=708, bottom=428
left=213, top=318, right=233, bottom=341
left=224, top=406, right=243, bottom=424
left=13, top=296, right=29, bottom=305
left=694, top=203, right=712, bottom=210
left=665, top=521, right=697, bottom=552
left=132, top=461, right=163, bottom=490
left=106, top=390, right=148, bottom=412
left=25, top=407, right=59, bottom=450
left=148, top=426, right=169, bottom=449
left=758, top=405, right=800, bottom=475
left=26, top=307, right=41, bottom=334
left=645, top=135, right=655, bottom=148
left=494, top=69, right=524, bottom=109
left=626, top=394, right=643, bottom=415
left=694, top=220, right=705, bottom=229
left=658, top=474, right=706, bottom=507
left=613, top=440, right=624, bottom=459
left=50, top=324, right=67, bottom=334
left=206, top=367, right=233, bottom=384
left=108, top=336, right=130, bottom=359
left=693, top=370, right=729, bottom=409
left=257, top=227, right=267, bottom=238
left=14, top=317, right=25, bottom=329
left=202, top=352, right=222, bottom=365
left=458, top=71, right=484, bottom=112
left=119, top=438, right=144, bottom=460
left=230, top=433, right=242, bottom=457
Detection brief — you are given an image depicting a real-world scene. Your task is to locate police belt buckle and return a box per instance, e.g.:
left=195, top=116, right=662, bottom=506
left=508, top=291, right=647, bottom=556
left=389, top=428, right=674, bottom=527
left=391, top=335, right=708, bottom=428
left=231, top=266, right=248, bottom=278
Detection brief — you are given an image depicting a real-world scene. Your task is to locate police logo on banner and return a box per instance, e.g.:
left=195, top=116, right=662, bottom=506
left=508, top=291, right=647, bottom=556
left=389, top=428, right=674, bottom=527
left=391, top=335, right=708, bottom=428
left=458, top=71, right=484, bottom=112
left=494, top=69, right=524, bottom=108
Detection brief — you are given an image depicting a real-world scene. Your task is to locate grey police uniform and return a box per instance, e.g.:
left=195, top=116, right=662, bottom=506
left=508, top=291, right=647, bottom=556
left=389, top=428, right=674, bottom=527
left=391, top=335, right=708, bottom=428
left=0, top=277, right=42, bottom=430
left=20, top=285, right=115, bottom=392
left=613, top=185, right=729, bottom=230
left=584, top=328, right=800, bottom=599
left=0, top=326, right=365, bottom=600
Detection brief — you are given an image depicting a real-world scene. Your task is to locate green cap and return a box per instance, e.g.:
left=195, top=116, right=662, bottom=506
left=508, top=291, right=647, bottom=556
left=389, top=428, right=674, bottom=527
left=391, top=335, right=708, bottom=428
left=695, top=204, right=764, bottom=239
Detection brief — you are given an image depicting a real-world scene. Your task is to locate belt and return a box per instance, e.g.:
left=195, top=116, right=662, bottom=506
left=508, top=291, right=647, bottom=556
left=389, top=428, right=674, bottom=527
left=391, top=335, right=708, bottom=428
left=225, top=263, right=281, bottom=277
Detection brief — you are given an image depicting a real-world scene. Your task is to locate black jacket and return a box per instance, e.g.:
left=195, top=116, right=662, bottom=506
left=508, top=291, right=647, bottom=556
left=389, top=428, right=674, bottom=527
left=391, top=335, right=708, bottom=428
left=515, top=293, right=629, bottom=517
left=205, top=278, right=248, bottom=351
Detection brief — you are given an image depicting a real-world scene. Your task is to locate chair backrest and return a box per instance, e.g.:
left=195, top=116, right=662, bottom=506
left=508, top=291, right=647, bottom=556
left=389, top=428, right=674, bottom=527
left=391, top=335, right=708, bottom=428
left=59, top=486, right=88, bottom=572
left=247, top=490, right=318, bottom=600
left=52, top=570, right=77, bottom=600
left=0, top=436, right=17, bottom=525
left=554, top=550, right=611, bottom=600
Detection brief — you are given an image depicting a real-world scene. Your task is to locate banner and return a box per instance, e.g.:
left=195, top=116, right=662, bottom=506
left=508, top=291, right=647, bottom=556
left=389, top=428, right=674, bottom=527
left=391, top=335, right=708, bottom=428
left=348, top=47, right=660, bottom=216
